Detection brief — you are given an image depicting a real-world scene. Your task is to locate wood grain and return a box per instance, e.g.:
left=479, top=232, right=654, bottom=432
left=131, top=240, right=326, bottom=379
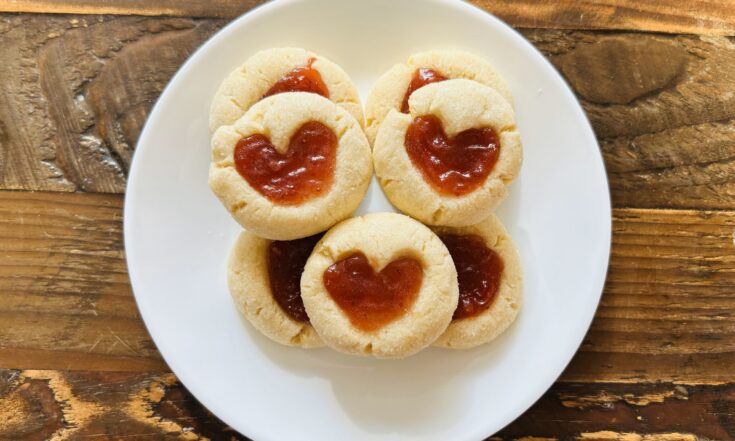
left=2, top=15, right=734, bottom=209
left=1, top=369, right=733, bottom=440
left=1, top=0, right=734, bottom=35
left=562, top=208, right=735, bottom=385
left=0, top=0, right=262, bottom=19
left=474, top=0, right=735, bottom=35
left=2, top=7, right=735, bottom=439
left=0, top=369, right=242, bottom=440
left=1, top=191, right=734, bottom=386
left=526, top=31, right=735, bottom=210
left=496, top=382, right=735, bottom=440
left=0, top=191, right=166, bottom=372
left=0, top=14, right=221, bottom=193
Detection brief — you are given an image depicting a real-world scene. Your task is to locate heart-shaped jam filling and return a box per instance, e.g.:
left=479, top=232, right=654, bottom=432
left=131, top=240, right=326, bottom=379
left=401, top=68, right=447, bottom=113
left=234, top=121, right=337, bottom=205
left=267, top=234, right=323, bottom=323
left=323, top=252, right=423, bottom=332
left=405, top=114, right=500, bottom=196
left=440, top=233, right=504, bottom=320
left=263, top=57, right=329, bottom=99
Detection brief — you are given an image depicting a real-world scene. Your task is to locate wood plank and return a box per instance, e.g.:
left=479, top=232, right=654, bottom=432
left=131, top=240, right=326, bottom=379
left=0, top=191, right=167, bottom=372
left=1, top=368, right=733, bottom=440
left=0, top=0, right=262, bottom=19
left=1, top=1, right=734, bottom=35
left=0, top=369, right=244, bottom=440
left=2, top=16, right=734, bottom=209
left=496, top=382, right=735, bottom=440
left=0, top=14, right=222, bottom=193
left=1, top=190, right=734, bottom=385
left=475, top=0, right=735, bottom=35
left=561, top=208, right=735, bottom=385
left=522, top=30, right=735, bottom=210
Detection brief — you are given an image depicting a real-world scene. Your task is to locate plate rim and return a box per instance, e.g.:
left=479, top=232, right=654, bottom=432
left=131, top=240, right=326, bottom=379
left=124, top=0, right=612, bottom=439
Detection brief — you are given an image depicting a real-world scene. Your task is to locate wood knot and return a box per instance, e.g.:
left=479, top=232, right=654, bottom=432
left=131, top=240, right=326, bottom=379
left=555, top=37, right=687, bottom=105
left=0, top=374, right=64, bottom=439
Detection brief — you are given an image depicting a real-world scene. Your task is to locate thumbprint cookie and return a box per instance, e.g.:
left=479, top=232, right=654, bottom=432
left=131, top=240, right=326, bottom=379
left=210, top=47, right=363, bottom=132
left=228, top=231, right=324, bottom=348
left=373, top=79, right=521, bottom=226
left=433, top=215, right=522, bottom=349
left=365, top=50, right=512, bottom=144
left=300, top=213, right=458, bottom=358
left=209, top=92, right=372, bottom=240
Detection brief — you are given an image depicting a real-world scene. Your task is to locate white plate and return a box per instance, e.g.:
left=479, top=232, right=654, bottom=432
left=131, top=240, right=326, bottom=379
left=124, top=0, right=611, bottom=439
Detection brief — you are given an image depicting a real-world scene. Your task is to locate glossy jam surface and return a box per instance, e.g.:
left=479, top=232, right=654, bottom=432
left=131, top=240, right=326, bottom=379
left=266, top=234, right=323, bottom=323
left=234, top=121, right=337, bottom=205
left=440, top=233, right=504, bottom=320
left=405, top=115, right=500, bottom=196
left=323, top=252, right=423, bottom=332
left=400, top=68, right=447, bottom=113
left=263, top=58, right=329, bottom=99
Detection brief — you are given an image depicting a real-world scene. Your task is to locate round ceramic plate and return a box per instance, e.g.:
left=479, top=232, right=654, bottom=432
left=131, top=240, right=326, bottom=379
left=125, top=0, right=611, bottom=439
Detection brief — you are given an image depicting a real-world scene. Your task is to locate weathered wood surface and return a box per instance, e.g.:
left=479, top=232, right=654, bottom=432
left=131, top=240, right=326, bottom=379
left=2, top=3, right=735, bottom=439
left=0, top=15, right=221, bottom=193
left=530, top=31, right=735, bottom=210
left=1, top=369, right=733, bottom=440
left=1, top=0, right=734, bottom=35
left=1, top=192, right=733, bottom=439
left=0, top=191, right=166, bottom=372
left=2, top=15, right=735, bottom=209
left=562, top=208, right=735, bottom=386
left=496, top=382, right=735, bottom=440
left=1, top=191, right=733, bottom=386
left=0, top=369, right=240, bottom=440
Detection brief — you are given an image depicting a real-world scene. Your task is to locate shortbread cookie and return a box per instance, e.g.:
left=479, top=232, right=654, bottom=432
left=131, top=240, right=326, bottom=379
left=209, top=92, right=372, bottom=240
left=210, top=47, right=363, bottom=132
left=228, top=231, right=324, bottom=348
left=300, top=213, right=458, bottom=358
left=432, top=215, right=522, bottom=349
left=365, top=50, right=512, bottom=144
left=373, top=79, right=522, bottom=227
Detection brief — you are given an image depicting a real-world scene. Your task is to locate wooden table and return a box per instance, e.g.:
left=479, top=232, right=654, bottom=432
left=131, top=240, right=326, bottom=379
left=1, top=1, right=734, bottom=439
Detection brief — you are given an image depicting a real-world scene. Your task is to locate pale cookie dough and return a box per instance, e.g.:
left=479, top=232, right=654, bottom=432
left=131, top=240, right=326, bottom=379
left=365, top=50, right=512, bottom=144
left=228, top=231, right=323, bottom=348
left=209, top=92, right=372, bottom=240
left=433, top=215, right=522, bottom=349
left=210, top=47, right=363, bottom=132
left=301, top=213, right=458, bottom=359
left=373, top=79, right=522, bottom=227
